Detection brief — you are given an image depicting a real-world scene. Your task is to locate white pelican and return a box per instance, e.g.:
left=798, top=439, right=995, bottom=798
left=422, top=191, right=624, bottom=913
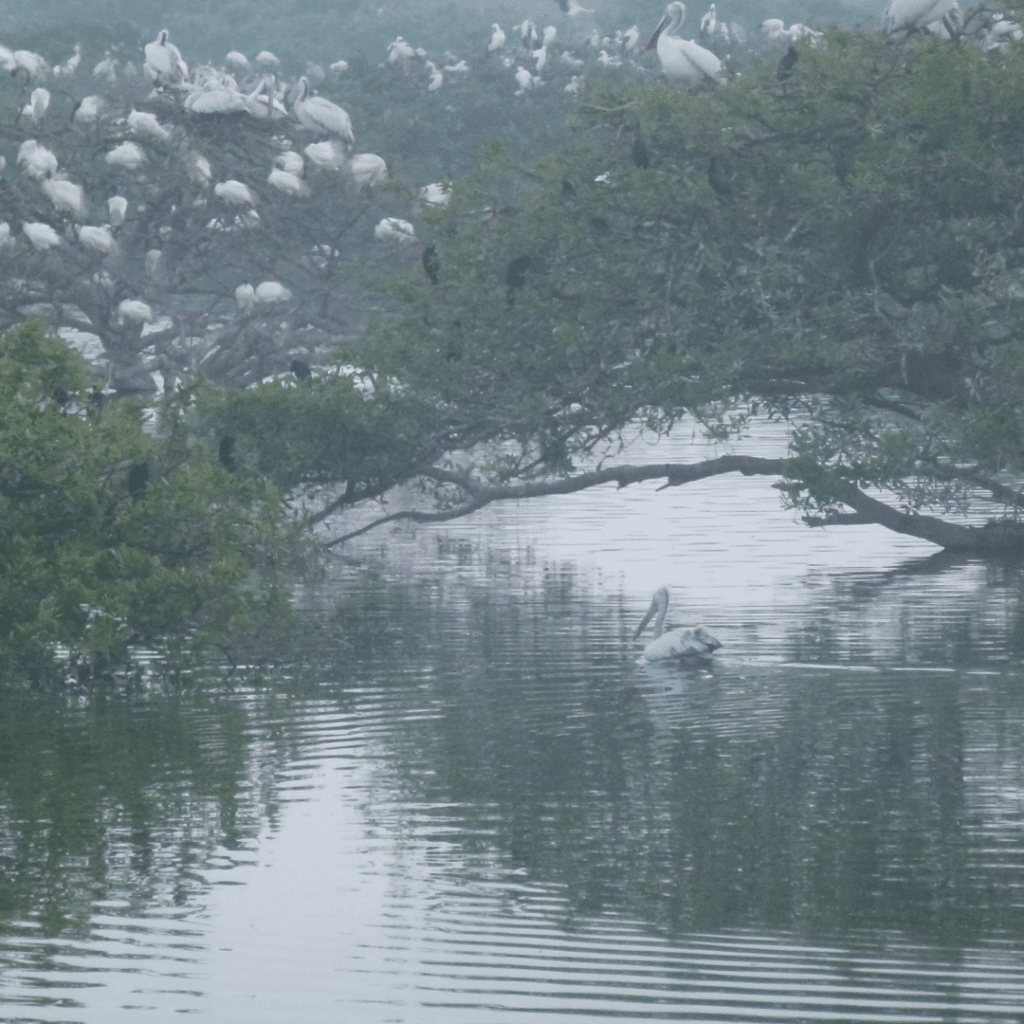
left=700, top=5, right=718, bottom=36
left=107, top=196, right=128, bottom=225
left=514, top=65, right=536, bottom=94
left=106, top=142, right=147, bottom=170
left=144, top=30, right=187, bottom=85
left=418, top=182, right=451, bottom=206
left=214, top=180, right=257, bottom=205
left=18, top=140, right=58, bottom=179
left=226, top=51, right=249, bottom=69
left=882, top=0, right=957, bottom=35
left=543, top=25, right=557, bottom=45
left=24, top=88, right=49, bottom=123
left=118, top=299, right=154, bottom=322
left=42, top=179, right=85, bottom=217
left=349, top=153, right=388, bottom=186
left=73, top=95, right=104, bottom=124
left=293, top=77, right=354, bottom=144
left=268, top=167, right=310, bottom=196
left=274, top=150, right=304, bottom=175
left=425, top=61, right=443, bottom=90
left=245, top=76, right=288, bottom=119
left=255, top=281, right=291, bottom=303
left=565, top=0, right=595, bottom=15
left=488, top=24, right=505, bottom=52
left=255, top=51, right=280, bottom=66
left=186, top=152, right=212, bottom=183
left=388, top=37, right=415, bottom=62
left=561, top=50, right=585, bottom=66
left=235, top=283, right=255, bottom=312
left=624, top=25, right=641, bottom=49
left=305, top=140, right=346, bottom=171
left=633, top=587, right=721, bottom=662
left=127, top=108, right=169, bottom=141
left=534, top=45, right=548, bottom=71
left=598, top=49, right=622, bottom=66
left=22, top=222, right=61, bottom=250
left=77, top=225, right=116, bottom=253
left=12, top=50, right=49, bottom=79
left=54, top=44, right=81, bottom=76
left=565, top=75, right=581, bottom=93
left=444, top=59, right=468, bottom=72
left=330, top=59, right=349, bottom=71
left=646, top=3, right=725, bottom=87
left=374, top=217, right=417, bottom=243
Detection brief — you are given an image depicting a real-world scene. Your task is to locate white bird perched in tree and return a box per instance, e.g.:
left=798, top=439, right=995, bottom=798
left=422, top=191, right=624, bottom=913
left=633, top=587, right=721, bottom=662
left=425, top=61, right=444, bottom=90
left=255, top=281, right=292, bottom=303
left=388, top=36, right=415, bottom=62
left=349, top=152, right=388, bottom=186
left=106, top=142, right=147, bottom=170
left=274, top=150, right=304, bottom=175
left=561, top=50, right=584, bottom=66
left=118, top=299, right=154, bottom=323
left=184, top=77, right=249, bottom=114
left=787, top=23, right=822, bottom=42
left=214, top=180, right=257, bottom=205
left=107, top=196, right=128, bottom=225
left=623, top=25, right=641, bottom=49
left=534, top=45, right=548, bottom=71
left=488, top=24, right=506, bottom=52
left=93, top=54, right=117, bottom=81
left=418, top=182, right=452, bottom=206
left=185, top=152, right=212, bottom=184
left=235, top=283, right=255, bottom=312
left=881, top=0, right=958, bottom=35
left=245, top=76, right=288, bottom=119
left=77, top=224, right=116, bottom=253
left=374, top=217, right=417, bottom=243
left=514, top=65, right=537, bottom=94
left=256, top=50, right=280, bottom=66
left=12, top=50, right=49, bottom=79
left=127, top=108, right=170, bottom=141
left=700, top=4, right=718, bottom=36
left=292, top=77, right=355, bottom=144
left=543, top=25, right=557, bottom=45
left=42, top=178, right=86, bottom=218
left=330, top=59, right=349, bottom=71
left=516, top=19, right=540, bottom=49
left=444, top=59, right=469, bottom=71
left=144, top=30, right=188, bottom=86
left=73, top=95, right=104, bottom=124
left=17, top=140, right=58, bottom=179
left=304, top=140, right=346, bottom=171
left=565, top=0, right=595, bottom=15
left=54, top=44, right=81, bottom=77
left=268, top=167, right=310, bottom=197
left=564, top=75, right=581, bottom=93
left=23, top=87, right=50, bottom=123
left=226, top=51, right=249, bottom=69
left=646, top=2, right=725, bottom=87
left=982, top=16, right=1023, bottom=50
left=598, top=49, right=622, bottom=66
left=22, top=221, right=61, bottom=250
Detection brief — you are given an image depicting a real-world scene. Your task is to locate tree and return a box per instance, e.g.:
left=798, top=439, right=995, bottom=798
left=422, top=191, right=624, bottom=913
left=0, top=320, right=302, bottom=679
left=199, top=26, right=1024, bottom=553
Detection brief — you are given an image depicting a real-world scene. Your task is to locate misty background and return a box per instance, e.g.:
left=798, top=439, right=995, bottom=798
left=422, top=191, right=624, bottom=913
left=4, top=0, right=881, bottom=70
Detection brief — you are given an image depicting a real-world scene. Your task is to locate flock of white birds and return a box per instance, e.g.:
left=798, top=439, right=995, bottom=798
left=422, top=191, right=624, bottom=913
left=0, top=0, right=1019, bottom=389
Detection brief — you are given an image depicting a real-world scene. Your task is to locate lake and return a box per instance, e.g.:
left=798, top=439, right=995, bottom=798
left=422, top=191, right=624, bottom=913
left=1, top=424, right=1023, bottom=1022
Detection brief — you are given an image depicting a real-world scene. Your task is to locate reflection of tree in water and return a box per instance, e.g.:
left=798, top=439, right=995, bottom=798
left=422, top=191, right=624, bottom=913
left=358, top=565, right=1024, bottom=946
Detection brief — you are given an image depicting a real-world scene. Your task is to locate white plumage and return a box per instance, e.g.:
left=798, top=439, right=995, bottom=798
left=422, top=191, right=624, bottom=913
left=388, top=37, right=415, bottom=62
left=256, top=51, right=280, bottom=66
left=18, top=140, right=58, bottom=179
left=882, top=0, right=957, bottom=35
left=374, top=217, right=417, bottom=243
left=106, top=142, right=147, bottom=170
left=418, top=183, right=452, bottom=206
left=42, top=179, right=86, bottom=217
left=235, top=283, right=255, bottom=312
left=12, top=50, right=49, bottom=79
left=255, top=281, right=291, bottom=303
left=107, top=196, right=128, bottom=226
left=274, top=150, right=305, bottom=175
left=268, top=168, right=310, bottom=197
left=144, top=30, right=188, bottom=85
left=349, top=153, right=388, bottom=186
left=624, top=25, right=641, bottom=49
left=119, top=299, right=154, bottom=322
left=22, top=222, right=61, bottom=250
left=77, top=225, right=116, bottom=253
left=488, top=24, right=506, bottom=52
left=128, top=108, right=170, bottom=141
left=292, top=77, right=355, bottom=144
left=214, top=180, right=257, bottom=205
left=305, top=140, right=347, bottom=171
left=633, top=587, right=721, bottom=662
left=73, top=95, right=103, bottom=124
left=226, top=51, right=249, bottom=69
left=24, top=87, right=50, bottom=123
left=330, top=59, right=349, bottom=72
left=425, top=61, right=444, bottom=91
left=646, top=2, right=724, bottom=87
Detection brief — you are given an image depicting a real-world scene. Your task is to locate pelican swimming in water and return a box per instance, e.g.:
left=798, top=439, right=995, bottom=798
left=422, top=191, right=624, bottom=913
left=646, top=2, right=725, bottom=87
left=633, top=587, right=721, bottom=662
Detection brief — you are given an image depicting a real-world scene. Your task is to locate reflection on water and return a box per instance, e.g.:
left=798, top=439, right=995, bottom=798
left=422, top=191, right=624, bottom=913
left=2, top=426, right=1024, bottom=1021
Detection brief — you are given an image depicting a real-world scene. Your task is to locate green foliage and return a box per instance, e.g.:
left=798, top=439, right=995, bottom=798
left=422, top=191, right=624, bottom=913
left=0, top=321, right=303, bottom=679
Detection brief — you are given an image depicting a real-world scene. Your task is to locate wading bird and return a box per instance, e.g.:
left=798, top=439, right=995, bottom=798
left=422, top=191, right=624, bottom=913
left=633, top=587, right=721, bottom=662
